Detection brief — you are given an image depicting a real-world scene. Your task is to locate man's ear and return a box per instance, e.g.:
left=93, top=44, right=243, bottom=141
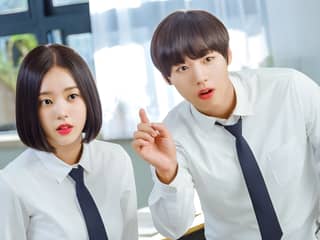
left=227, top=48, right=232, bottom=65
left=166, top=76, right=172, bottom=85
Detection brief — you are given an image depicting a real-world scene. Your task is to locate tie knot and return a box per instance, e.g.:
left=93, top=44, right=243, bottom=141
left=217, top=118, right=242, bottom=137
left=69, top=165, right=84, bottom=183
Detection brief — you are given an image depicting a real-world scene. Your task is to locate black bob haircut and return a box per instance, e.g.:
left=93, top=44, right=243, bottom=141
left=151, top=10, right=230, bottom=83
left=15, top=44, right=102, bottom=152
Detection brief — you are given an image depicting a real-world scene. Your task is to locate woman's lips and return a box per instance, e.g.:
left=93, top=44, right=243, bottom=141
left=56, top=124, right=73, bottom=135
left=198, top=88, right=215, bottom=100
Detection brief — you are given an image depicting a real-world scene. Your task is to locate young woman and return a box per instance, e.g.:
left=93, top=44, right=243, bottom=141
left=0, top=44, right=138, bottom=240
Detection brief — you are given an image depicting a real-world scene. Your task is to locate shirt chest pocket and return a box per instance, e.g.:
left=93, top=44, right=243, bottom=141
left=266, top=137, right=304, bottom=187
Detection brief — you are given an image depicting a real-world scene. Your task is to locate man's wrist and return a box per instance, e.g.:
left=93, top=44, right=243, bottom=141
left=156, top=163, right=178, bottom=184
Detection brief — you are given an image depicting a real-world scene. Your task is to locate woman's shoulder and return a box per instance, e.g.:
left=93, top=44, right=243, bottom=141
left=0, top=174, right=15, bottom=200
left=88, top=140, right=129, bottom=161
left=89, top=139, right=125, bottom=153
left=2, top=148, right=37, bottom=176
left=1, top=148, right=40, bottom=197
left=87, top=140, right=133, bottom=175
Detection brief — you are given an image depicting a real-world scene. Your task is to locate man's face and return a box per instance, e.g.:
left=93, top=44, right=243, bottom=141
left=168, top=50, right=234, bottom=117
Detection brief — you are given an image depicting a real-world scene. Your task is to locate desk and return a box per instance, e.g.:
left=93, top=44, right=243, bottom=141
left=138, top=211, right=204, bottom=240
left=165, top=223, right=204, bottom=240
left=176, top=225, right=204, bottom=240
left=138, top=192, right=204, bottom=240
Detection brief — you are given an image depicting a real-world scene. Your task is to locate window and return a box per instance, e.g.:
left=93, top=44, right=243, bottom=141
left=0, top=0, right=92, bottom=132
left=67, top=33, right=95, bottom=72
left=90, top=0, right=270, bottom=139
left=52, top=0, right=88, bottom=7
left=0, top=33, right=37, bottom=130
left=0, top=0, right=28, bottom=14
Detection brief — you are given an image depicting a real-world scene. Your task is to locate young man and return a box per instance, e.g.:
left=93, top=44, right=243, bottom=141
left=132, top=10, right=320, bottom=240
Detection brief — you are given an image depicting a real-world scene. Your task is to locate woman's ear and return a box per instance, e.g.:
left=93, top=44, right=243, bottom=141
left=227, top=48, right=232, bottom=65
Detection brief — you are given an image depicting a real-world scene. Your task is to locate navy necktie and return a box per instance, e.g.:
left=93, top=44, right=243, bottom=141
left=217, top=118, right=282, bottom=240
left=69, top=166, right=108, bottom=240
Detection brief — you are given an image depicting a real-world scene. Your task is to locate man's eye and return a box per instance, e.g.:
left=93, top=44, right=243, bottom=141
left=205, top=56, right=215, bottom=62
left=177, top=65, right=188, bottom=72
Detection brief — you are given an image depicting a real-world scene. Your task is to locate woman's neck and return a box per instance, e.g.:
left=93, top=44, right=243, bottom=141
left=54, top=138, right=83, bottom=165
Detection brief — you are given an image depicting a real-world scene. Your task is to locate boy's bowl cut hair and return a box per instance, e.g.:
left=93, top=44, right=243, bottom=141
left=151, top=10, right=229, bottom=83
left=15, top=44, right=102, bottom=152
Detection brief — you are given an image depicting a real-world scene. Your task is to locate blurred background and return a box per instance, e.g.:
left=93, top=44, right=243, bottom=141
left=0, top=0, right=319, bottom=208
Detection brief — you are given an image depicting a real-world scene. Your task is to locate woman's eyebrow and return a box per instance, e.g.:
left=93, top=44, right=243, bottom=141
left=39, top=86, right=79, bottom=96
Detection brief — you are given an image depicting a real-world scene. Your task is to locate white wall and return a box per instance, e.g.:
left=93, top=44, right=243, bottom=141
left=264, top=0, right=320, bottom=82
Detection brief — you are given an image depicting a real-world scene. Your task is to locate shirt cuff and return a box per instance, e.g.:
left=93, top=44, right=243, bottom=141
left=149, top=165, right=186, bottom=205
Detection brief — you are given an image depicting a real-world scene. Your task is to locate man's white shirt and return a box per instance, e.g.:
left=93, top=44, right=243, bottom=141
left=149, top=68, right=320, bottom=240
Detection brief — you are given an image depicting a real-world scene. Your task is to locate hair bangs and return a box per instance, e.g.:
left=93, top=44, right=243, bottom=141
left=167, top=26, right=213, bottom=67
left=151, top=10, right=229, bottom=82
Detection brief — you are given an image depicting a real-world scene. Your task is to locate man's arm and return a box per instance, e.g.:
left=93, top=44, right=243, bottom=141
left=120, top=150, right=138, bottom=240
left=293, top=70, right=320, bottom=150
left=148, top=145, right=195, bottom=239
left=132, top=109, right=195, bottom=238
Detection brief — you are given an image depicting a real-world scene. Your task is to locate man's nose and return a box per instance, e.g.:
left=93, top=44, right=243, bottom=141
left=193, top=63, right=208, bottom=85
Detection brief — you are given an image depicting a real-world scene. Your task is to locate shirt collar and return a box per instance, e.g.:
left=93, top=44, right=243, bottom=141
left=190, top=71, right=255, bottom=129
left=35, top=142, right=92, bottom=184
left=230, top=72, right=254, bottom=117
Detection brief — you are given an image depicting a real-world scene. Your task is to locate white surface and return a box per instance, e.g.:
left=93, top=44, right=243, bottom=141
left=138, top=191, right=203, bottom=240
left=0, top=132, right=22, bottom=147
left=138, top=207, right=158, bottom=237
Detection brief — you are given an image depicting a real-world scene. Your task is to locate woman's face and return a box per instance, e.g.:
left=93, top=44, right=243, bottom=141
left=38, top=66, right=87, bottom=152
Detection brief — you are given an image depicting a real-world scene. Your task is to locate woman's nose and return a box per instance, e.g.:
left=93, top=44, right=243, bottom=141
left=55, top=100, right=69, bottom=120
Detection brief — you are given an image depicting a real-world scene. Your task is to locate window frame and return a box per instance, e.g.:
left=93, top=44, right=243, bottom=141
left=0, top=0, right=91, bottom=133
left=0, top=0, right=91, bottom=44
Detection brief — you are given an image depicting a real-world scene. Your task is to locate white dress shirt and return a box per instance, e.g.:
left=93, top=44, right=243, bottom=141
left=149, top=68, right=320, bottom=240
left=0, top=174, right=27, bottom=240
left=0, top=140, right=138, bottom=240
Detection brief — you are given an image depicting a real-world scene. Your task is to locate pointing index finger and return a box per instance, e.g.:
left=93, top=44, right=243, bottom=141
left=139, top=108, right=150, bottom=124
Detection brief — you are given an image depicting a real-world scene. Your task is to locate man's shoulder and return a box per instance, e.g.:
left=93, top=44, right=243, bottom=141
left=234, top=67, right=302, bottom=84
left=163, top=101, right=192, bottom=133
left=163, top=101, right=190, bottom=122
left=232, top=68, right=308, bottom=97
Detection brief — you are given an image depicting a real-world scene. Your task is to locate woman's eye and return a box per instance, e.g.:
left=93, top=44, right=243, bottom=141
left=40, top=99, right=52, bottom=105
left=68, top=93, right=79, bottom=100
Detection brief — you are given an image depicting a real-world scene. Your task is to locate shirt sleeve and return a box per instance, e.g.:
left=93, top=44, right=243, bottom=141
left=119, top=148, right=138, bottom=240
left=0, top=177, right=28, bottom=240
left=148, top=143, right=195, bottom=239
left=292, top=70, right=320, bottom=151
